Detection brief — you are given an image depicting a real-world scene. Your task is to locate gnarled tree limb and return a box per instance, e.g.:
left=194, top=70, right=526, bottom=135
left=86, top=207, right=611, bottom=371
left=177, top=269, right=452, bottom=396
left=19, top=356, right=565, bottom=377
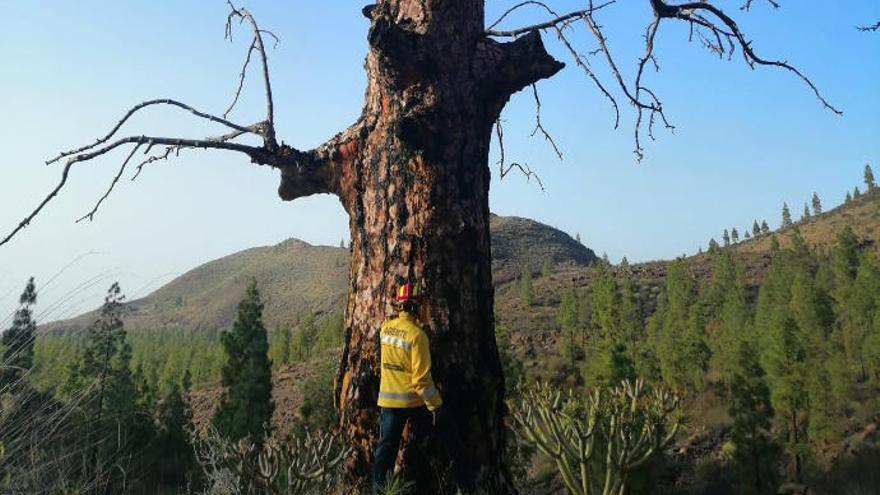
left=0, top=2, right=336, bottom=248
left=486, top=0, right=839, bottom=161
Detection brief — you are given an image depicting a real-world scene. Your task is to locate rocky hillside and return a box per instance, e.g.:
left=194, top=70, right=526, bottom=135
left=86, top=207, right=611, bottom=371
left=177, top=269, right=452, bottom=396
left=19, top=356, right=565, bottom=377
left=43, top=215, right=596, bottom=333
left=490, top=214, right=596, bottom=284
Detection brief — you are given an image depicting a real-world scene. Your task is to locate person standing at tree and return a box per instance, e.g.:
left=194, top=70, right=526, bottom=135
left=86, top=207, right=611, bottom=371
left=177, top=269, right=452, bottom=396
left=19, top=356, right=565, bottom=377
left=373, top=283, right=471, bottom=494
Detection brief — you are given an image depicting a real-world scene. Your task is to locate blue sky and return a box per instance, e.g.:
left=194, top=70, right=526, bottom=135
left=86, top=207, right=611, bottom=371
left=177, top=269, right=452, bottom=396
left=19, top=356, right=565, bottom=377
left=0, top=1, right=878, bottom=322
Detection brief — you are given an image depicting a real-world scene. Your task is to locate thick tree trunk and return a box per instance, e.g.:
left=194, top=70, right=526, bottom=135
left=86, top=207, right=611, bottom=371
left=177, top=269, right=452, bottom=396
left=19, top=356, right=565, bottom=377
left=277, top=1, right=563, bottom=492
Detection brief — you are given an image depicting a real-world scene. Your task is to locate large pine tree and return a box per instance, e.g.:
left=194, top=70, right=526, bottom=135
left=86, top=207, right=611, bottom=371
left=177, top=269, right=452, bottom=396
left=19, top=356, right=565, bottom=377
left=649, top=259, right=706, bottom=392
left=727, top=336, right=777, bottom=494
left=756, top=233, right=837, bottom=482
left=212, top=280, right=274, bottom=445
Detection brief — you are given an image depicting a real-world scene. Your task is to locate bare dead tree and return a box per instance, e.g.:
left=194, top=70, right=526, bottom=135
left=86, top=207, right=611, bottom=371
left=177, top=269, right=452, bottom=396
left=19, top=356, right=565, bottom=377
left=0, top=1, right=848, bottom=492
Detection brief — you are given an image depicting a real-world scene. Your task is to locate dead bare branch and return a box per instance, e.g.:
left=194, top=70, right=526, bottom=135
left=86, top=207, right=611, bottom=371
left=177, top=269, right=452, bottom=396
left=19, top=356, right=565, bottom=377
left=45, top=99, right=255, bottom=166
left=486, top=0, right=616, bottom=38
left=488, top=0, right=837, bottom=161
left=1, top=2, right=290, bottom=248
left=487, top=1, right=561, bottom=32
left=76, top=144, right=144, bottom=223
left=741, top=0, right=780, bottom=11
left=0, top=136, right=269, bottom=248
left=224, top=39, right=257, bottom=118
left=651, top=0, right=841, bottom=115
left=226, top=1, right=277, bottom=148
left=549, top=22, right=620, bottom=129
left=857, top=20, right=880, bottom=32
left=529, top=84, right=563, bottom=161
left=495, top=119, right=545, bottom=191
left=130, top=146, right=181, bottom=182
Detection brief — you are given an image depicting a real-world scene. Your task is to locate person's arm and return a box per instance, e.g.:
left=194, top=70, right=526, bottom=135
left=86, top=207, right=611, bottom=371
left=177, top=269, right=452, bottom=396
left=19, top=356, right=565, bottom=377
left=411, top=330, right=443, bottom=411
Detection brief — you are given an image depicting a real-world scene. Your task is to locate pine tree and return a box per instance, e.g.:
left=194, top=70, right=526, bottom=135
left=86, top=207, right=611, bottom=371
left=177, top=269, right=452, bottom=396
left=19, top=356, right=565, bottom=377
left=708, top=238, right=720, bottom=253
left=617, top=276, right=641, bottom=377
left=832, top=226, right=859, bottom=285
left=495, top=324, right=524, bottom=396
left=790, top=269, right=835, bottom=443
left=80, top=283, right=138, bottom=489
left=865, top=311, right=880, bottom=387
left=584, top=268, right=634, bottom=384
left=707, top=250, right=748, bottom=383
left=316, top=312, right=345, bottom=351
left=156, top=370, right=195, bottom=487
left=811, top=192, right=822, bottom=215
left=864, top=163, right=876, bottom=192
left=756, top=238, right=836, bottom=482
left=723, top=229, right=731, bottom=247
left=652, top=260, right=705, bottom=392
left=781, top=202, right=792, bottom=228
left=575, top=232, right=581, bottom=244
left=801, top=203, right=811, bottom=222
left=744, top=230, right=752, bottom=240
left=752, top=220, right=761, bottom=238
left=761, top=220, right=771, bottom=235
left=519, top=269, right=533, bottom=307
left=731, top=228, right=739, bottom=244
left=840, top=249, right=880, bottom=380
left=853, top=186, right=862, bottom=200
left=1, top=278, right=37, bottom=390
left=212, top=280, right=274, bottom=445
left=845, top=191, right=852, bottom=204
left=727, top=336, right=778, bottom=494
left=541, top=256, right=552, bottom=278
left=291, top=314, right=319, bottom=361
left=268, top=325, right=292, bottom=368
left=557, top=284, right=581, bottom=371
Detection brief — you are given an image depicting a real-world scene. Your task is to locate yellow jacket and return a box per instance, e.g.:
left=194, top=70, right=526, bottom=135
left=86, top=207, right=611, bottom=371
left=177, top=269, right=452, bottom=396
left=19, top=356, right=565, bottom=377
left=377, top=311, right=443, bottom=411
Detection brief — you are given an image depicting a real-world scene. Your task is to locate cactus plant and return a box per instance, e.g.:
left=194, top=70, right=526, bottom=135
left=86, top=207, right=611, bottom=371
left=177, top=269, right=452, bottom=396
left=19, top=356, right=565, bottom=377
left=510, top=379, right=681, bottom=495
left=196, top=427, right=349, bottom=494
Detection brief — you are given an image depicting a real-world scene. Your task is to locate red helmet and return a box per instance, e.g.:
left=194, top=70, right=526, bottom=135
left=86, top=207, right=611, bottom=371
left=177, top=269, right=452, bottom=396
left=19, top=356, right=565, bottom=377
left=396, top=283, right=419, bottom=302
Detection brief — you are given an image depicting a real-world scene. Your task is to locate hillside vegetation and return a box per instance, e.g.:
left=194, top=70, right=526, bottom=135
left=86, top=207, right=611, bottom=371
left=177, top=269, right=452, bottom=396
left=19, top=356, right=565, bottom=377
left=14, top=182, right=880, bottom=494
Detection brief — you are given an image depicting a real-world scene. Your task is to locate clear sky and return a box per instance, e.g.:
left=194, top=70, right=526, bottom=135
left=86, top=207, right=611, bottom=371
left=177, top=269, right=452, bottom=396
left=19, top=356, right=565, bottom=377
left=1, top=1, right=878, bottom=323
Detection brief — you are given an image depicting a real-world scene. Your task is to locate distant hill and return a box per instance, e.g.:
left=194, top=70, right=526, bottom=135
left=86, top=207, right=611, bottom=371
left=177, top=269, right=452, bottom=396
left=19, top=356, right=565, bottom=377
left=490, top=214, right=596, bottom=284
left=43, top=215, right=596, bottom=333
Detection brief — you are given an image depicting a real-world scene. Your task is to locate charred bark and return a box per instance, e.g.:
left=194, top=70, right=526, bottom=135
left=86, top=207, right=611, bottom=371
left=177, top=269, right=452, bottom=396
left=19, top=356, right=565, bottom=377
left=0, top=3, right=843, bottom=491
left=276, top=1, right=563, bottom=492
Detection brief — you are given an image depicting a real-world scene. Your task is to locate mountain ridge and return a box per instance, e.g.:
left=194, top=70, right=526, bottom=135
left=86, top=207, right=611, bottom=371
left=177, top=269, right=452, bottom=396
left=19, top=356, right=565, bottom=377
left=43, top=214, right=597, bottom=333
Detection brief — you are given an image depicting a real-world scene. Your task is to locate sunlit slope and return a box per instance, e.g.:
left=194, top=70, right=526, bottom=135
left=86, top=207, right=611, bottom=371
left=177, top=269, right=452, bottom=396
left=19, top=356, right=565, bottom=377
left=43, top=215, right=596, bottom=333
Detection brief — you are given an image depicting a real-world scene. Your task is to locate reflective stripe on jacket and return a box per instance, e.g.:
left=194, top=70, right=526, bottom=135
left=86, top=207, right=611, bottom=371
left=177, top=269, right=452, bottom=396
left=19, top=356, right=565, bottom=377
left=377, top=311, right=443, bottom=411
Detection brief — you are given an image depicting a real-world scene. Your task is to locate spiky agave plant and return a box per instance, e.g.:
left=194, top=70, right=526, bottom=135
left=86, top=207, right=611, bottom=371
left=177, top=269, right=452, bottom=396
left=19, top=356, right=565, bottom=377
left=510, top=379, right=681, bottom=495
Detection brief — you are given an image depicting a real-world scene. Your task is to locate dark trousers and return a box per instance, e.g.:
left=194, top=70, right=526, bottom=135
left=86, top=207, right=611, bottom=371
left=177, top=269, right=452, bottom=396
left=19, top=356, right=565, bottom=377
left=372, top=407, right=470, bottom=494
